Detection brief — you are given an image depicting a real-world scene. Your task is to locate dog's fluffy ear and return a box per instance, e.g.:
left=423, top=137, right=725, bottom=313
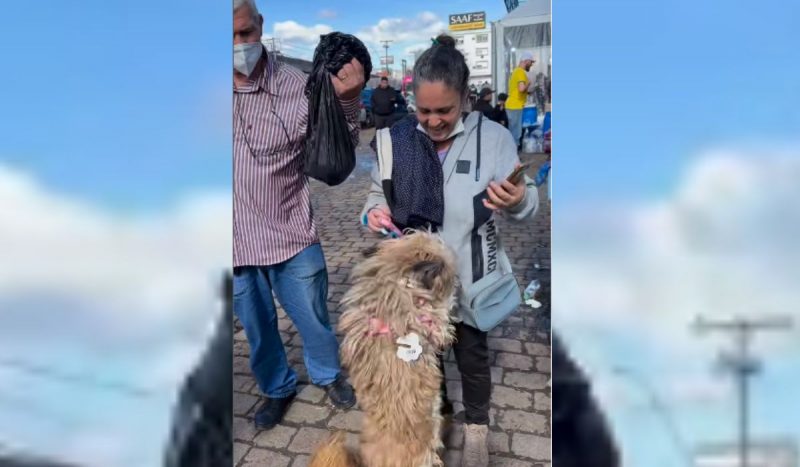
left=411, top=259, right=446, bottom=290
left=362, top=244, right=380, bottom=258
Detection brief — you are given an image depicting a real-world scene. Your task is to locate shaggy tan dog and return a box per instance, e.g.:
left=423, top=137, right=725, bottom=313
left=309, top=231, right=459, bottom=467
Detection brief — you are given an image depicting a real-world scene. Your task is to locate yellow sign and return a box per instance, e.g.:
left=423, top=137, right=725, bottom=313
left=448, top=11, right=486, bottom=31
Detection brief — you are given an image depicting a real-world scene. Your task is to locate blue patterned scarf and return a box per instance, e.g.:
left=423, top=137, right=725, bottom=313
left=383, top=115, right=445, bottom=230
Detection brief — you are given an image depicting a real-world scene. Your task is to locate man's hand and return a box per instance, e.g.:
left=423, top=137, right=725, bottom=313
left=332, top=58, right=365, bottom=101
left=483, top=170, right=526, bottom=211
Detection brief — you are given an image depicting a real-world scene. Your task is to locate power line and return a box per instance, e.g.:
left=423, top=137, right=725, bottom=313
left=277, top=38, right=316, bottom=50
left=0, top=274, right=231, bottom=404
left=0, top=390, right=84, bottom=429
left=693, top=314, right=794, bottom=467
left=261, top=37, right=281, bottom=53
left=282, top=43, right=315, bottom=54
left=0, top=356, right=160, bottom=400
left=612, top=366, right=692, bottom=466
left=280, top=41, right=318, bottom=58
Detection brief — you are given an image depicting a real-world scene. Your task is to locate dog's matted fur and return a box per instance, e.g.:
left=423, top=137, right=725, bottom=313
left=309, top=231, right=459, bottom=467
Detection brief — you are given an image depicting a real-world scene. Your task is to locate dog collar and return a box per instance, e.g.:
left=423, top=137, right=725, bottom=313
left=364, top=314, right=437, bottom=338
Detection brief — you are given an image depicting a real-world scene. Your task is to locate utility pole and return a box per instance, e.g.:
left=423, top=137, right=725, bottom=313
left=380, top=40, right=393, bottom=74
left=693, top=315, right=794, bottom=467
left=401, top=59, right=408, bottom=94
left=263, top=37, right=280, bottom=53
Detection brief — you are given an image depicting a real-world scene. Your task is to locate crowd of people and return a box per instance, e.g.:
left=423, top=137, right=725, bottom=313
left=371, top=50, right=547, bottom=150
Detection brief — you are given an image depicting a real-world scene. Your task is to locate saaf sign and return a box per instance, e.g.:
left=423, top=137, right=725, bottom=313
left=448, top=11, right=486, bottom=31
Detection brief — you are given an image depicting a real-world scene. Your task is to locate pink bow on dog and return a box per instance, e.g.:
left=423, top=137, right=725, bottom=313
left=366, top=317, right=392, bottom=337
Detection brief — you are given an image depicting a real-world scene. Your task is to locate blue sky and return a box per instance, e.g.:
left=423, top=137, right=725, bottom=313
left=0, top=0, right=231, bottom=212
left=0, top=0, right=231, bottom=465
left=256, top=0, right=507, bottom=68
left=556, top=0, right=800, bottom=203
left=554, top=0, right=800, bottom=465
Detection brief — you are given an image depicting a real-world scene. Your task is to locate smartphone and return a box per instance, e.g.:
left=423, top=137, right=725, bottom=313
left=506, top=161, right=536, bottom=184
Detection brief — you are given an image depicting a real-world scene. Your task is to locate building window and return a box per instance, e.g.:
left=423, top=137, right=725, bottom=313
left=476, top=34, right=488, bottom=43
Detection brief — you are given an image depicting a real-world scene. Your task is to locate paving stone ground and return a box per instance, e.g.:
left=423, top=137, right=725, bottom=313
left=234, top=128, right=551, bottom=466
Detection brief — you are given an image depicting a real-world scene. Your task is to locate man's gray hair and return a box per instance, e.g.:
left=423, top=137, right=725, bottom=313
left=233, top=0, right=259, bottom=18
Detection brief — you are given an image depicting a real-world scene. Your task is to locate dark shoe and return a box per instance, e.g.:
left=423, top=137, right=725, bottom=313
left=322, top=376, right=356, bottom=409
left=254, top=391, right=296, bottom=430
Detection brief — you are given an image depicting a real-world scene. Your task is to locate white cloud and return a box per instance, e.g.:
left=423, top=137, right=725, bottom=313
left=555, top=147, right=800, bottom=427
left=61, top=431, right=131, bottom=467
left=666, top=374, right=731, bottom=405
left=358, top=12, right=446, bottom=50
left=317, top=8, right=337, bottom=19
left=271, top=20, right=333, bottom=47
left=555, top=149, right=800, bottom=358
left=264, top=15, right=444, bottom=70
left=0, top=164, right=230, bottom=466
left=0, top=164, right=230, bottom=337
left=404, top=43, right=429, bottom=61
left=549, top=147, right=800, bottom=467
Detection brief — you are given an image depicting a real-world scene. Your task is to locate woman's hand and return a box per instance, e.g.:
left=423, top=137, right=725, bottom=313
left=483, top=168, right=527, bottom=211
left=366, top=205, right=398, bottom=234
left=332, top=58, right=365, bottom=101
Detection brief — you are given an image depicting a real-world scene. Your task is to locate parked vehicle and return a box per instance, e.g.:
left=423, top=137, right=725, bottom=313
left=405, top=93, right=416, bottom=113
left=359, top=88, right=373, bottom=128
left=358, top=88, right=409, bottom=128
left=388, top=90, right=409, bottom=126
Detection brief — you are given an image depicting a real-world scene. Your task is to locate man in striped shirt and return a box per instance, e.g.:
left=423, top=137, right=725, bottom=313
left=233, top=0, right=363, bottom=430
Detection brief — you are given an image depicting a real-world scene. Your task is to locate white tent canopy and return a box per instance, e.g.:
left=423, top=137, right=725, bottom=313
left=491, top=0, right=551, bottom=96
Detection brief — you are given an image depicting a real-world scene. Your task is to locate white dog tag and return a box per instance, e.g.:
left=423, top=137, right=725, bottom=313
left=396, top=332, right=423, bottom=362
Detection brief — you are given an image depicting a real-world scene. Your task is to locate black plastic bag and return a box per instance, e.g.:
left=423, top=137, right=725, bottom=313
left=303, top=32, right=372, bottom=186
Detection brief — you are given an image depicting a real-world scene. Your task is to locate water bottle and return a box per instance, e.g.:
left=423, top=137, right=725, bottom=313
left=523, top=279, right=541, bottom=301
left=535, top=161, right=551, bottom=187
left=522, top=128, right=538, bottom=153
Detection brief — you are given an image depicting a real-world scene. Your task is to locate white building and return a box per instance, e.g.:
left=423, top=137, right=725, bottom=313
left=451, top=27, right=493, bottom=87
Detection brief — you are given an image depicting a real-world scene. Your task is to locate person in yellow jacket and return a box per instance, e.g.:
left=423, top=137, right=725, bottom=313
left=505, top=51, right=535, bottom=148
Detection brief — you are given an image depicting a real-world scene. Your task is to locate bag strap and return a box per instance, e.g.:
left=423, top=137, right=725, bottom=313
left=375, top=128, right=395, bottom=208
left=475, top=112, right=483, bottom=181
left=376, top=128, right=393, bottom=181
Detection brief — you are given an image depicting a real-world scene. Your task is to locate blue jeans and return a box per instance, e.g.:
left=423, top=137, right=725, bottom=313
left=506, top=109, right=523, bottom=146
left=233, top=243, right=340, bottom=398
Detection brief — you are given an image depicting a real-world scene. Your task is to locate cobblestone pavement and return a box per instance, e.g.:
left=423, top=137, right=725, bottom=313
left=234, top=129, right=552, bottom=467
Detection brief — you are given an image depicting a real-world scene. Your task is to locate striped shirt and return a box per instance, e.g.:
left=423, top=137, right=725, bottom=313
left=234, top=53, right=361, bottom=267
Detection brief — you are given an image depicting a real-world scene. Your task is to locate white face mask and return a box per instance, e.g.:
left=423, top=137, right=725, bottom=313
left=233, top=41, right=263, bottom=77
left=416, top=116, right=466, bottom=142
